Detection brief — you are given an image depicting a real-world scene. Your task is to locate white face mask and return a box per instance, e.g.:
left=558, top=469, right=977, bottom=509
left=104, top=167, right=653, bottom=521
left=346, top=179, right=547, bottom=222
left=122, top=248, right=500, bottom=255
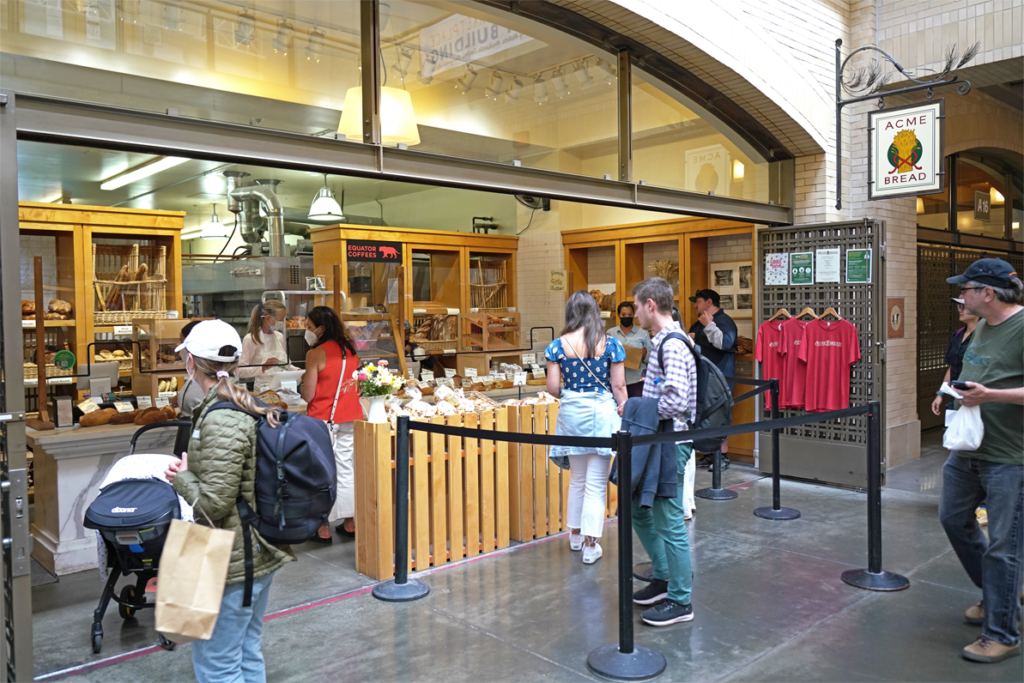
left=304, top=329, right=319, bottom=346
left=270, top=319, right=285, bottom=336
left=185, top=353, right=196, bottom=382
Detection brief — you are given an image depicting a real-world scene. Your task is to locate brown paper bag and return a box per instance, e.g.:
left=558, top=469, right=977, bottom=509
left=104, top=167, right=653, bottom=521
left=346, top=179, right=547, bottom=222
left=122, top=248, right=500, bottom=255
left=155, top=519, right=234, bottom=643
left=623, top=344, right=644, bottom=371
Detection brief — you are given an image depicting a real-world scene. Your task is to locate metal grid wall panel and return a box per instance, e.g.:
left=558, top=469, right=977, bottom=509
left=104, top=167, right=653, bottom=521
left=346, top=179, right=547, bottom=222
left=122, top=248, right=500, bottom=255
left=758, top=220, right=883, bottom=447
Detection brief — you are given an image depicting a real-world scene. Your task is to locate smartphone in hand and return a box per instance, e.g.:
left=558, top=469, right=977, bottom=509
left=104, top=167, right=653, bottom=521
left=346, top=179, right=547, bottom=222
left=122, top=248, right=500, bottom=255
left=951, top=381, right=971, bottom=392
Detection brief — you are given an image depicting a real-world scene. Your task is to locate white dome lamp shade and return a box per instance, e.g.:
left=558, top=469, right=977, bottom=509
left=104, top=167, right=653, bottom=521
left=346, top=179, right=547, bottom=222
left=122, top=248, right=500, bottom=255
left=199, top=204, right=231, bottom=240
left=338, top=86, right=420, bottom=146
left=534, top=76, right=549, bottom=103
left=308, top=174, right=344, bottom=222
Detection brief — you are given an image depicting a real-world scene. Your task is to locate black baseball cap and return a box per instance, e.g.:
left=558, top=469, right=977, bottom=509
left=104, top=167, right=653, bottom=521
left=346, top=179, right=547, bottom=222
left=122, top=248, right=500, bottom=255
left=688, top=289, right=720, bottom=306
left=946, top=258, right=1018, bottom=288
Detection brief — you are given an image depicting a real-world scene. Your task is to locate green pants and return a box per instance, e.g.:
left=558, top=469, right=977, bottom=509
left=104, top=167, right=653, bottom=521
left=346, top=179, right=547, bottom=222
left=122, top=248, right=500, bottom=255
left=632, top=444, right=693, bottom=605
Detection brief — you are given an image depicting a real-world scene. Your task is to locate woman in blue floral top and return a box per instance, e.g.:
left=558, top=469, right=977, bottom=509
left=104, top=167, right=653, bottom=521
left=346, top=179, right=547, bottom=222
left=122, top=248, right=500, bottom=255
left=545, top=290, right=628, bottom=565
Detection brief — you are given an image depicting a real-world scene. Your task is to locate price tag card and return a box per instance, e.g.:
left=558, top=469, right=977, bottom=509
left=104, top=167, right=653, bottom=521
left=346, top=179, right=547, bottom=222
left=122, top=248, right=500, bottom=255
left=464, top=367, right=478, bottom=378
left=113, top=325, right=133, bottom=336
left=417, top=380, right=432, bottom=389
left=513, top=372, right=528, bottom=386
left=155, top=397, right=170, bottom=408
left=113, top=401, right=134, bottom=413
left=437, top=378, right=454, bottom=388
left=136, top=395, right=153, bottom=410
left=444, top=367, right=457, bottom=378
left=530, top=363, right=541, bottom=371
left=21, top=319, right=34, bottom=328
left=481, top=376, right=495, bottom=385
left=443, top=349, right=456, bottom=355
left=77, top=399, right=100, bottom=414
left=532, top=367, right=546, bottom=379
left=522, top=353, right=536, bottom=365
left=408, top=370, right=416, bottom=380
left=421, top=370, right=435, bottom=382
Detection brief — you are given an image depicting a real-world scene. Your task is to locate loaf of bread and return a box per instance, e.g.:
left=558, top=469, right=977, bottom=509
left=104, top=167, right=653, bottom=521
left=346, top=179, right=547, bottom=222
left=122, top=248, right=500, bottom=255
left=47, top=299, right=73, bottom=316
left=98, top=350, right=116, bottom=360
left=22, top=300, right=35, bottom=315
left=160, top=406, right=177, bottom=421
left=134, top=407, right=166, bottom=425
left=80, top=408, right=117, bottom=428
left=112, top=350, right=126, bottom=358
left=110, top=410, right=138, bottom=425
left=43, top=312, right=66, bottom=320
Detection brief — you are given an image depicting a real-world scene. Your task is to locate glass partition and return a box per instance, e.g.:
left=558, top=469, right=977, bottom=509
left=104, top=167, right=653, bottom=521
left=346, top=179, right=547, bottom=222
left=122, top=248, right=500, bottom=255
left=632, top=69, right=774, bottom=203
left=381, top=0, right=618, bottom=177
left=955, top=157, right=1011, bottom=239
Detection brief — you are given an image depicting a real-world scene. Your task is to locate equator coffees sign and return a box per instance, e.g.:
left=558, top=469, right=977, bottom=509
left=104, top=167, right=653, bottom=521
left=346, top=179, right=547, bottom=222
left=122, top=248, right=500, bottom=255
left=868, top=100, right=943, bottom=201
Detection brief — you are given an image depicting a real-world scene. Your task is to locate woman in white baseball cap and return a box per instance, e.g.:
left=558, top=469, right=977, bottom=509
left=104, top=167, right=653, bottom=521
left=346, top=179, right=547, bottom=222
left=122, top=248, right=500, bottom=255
left=165, top=319, right=292, bottom=682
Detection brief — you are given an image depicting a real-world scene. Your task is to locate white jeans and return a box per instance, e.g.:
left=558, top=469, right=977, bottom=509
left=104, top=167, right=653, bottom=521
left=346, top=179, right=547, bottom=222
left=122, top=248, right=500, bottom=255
left=567, top=453, right=612, bottom=539
left=328, top=422, right=355, bottom=523
left=683, top=450, right=696, bottom=513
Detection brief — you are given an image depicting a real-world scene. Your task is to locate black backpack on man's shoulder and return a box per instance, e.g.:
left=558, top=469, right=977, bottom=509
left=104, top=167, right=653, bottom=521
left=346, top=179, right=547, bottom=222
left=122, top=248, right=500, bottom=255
left=656, top=332, right=733, bottom=452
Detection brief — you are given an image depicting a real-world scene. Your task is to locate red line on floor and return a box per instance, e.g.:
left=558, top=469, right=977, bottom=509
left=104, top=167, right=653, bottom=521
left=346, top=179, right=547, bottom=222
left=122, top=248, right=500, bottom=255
left=36, top=645, right=162, bottom=681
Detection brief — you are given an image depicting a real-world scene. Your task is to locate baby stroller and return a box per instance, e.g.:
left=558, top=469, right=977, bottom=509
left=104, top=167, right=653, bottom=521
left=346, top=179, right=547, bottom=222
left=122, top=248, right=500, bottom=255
left=83, top=420, right=191, bottom=654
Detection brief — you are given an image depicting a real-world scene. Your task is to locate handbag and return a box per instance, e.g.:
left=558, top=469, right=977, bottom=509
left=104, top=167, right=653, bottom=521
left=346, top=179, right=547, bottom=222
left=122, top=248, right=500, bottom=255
left=155, top=517, right=234, bottom=643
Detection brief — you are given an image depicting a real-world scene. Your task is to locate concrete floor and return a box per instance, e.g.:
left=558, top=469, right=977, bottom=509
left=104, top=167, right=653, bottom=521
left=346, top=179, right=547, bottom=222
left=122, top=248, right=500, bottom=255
left=32, top=431, right=1023, bottom=682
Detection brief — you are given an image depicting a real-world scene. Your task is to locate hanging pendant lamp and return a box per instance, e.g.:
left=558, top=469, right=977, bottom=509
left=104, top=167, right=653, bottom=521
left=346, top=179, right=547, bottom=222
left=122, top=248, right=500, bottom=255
left=200, top=204, right=230, bottom=239
left=308, top=174, right=344, bottom=221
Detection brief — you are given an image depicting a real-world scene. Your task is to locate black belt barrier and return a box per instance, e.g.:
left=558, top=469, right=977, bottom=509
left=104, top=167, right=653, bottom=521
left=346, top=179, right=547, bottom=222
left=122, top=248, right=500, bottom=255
left=380, top=400, right=908, bottom=680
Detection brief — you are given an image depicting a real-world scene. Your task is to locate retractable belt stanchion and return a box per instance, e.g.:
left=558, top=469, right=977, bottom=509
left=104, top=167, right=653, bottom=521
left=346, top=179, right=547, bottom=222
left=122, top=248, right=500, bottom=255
left=373, top=415, right=430, bottom=602
left=754, top=379, right=800, bottom=520
left=841, top=401, right=910, bottom=592
left=588, top=430, right=666, bottom=682
left=695, top=446, right=738, bottom=500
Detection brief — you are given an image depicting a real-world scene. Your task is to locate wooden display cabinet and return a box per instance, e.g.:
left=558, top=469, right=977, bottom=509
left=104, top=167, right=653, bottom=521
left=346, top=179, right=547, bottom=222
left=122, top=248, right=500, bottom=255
left=458, top=311, right=521, bottom=376
left=132, top=318, right=189, bottom=400
left=17, top=203, right=184, bottom=401
left=340, top=313, right=408, bottom=379
left=562, top=218, right=758, bottom=459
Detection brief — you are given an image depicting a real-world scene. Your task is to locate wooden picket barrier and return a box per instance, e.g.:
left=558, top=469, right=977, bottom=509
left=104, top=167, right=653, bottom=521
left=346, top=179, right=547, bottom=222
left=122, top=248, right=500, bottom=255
left=506, top=403, right=618, bottom=542
left=353, top=407, right=511, bottom=581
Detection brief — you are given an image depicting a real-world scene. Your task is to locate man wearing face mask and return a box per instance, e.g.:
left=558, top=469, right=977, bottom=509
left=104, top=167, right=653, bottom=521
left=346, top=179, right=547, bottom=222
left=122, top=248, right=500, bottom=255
left=175, top=320, right=207, bottom=418
left=238, top=300, right=299, bottom=384
left=609, top=301, right=651, bottom=398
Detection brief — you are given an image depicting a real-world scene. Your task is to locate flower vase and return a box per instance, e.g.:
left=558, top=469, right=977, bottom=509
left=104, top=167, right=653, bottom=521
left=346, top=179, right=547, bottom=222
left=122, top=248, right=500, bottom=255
left=366, top=395, right=388, bottom=424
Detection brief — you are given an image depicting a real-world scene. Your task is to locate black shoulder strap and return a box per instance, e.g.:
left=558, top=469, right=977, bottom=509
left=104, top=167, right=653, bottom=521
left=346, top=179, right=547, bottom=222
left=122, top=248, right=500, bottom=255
left=236, top=496, right=255, bottom=608
left=656, top=331, right=698, bottom=373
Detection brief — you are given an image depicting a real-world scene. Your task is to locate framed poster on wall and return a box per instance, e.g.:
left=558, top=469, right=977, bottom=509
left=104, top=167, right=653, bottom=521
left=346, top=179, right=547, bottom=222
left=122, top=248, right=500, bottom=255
left=709, top=260, right=752, bottom=319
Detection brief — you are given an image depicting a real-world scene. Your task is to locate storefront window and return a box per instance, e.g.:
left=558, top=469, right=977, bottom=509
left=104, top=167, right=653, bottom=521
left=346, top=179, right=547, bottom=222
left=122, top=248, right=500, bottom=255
left=631, top=70, right=774, bottom=203
left=916, top=157, right=949, bottom=231
left=0, top=0, right=359, bottom=134
left=955, top=157, right=1010, bottom=239
left=380, top=0, right=618, bottom=176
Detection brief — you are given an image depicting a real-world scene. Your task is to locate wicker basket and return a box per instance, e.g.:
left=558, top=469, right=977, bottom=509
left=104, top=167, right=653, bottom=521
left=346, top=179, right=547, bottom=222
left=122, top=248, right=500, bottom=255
left=93, top=244, right=167, bottom=325
left=23, top=365, right=74, bottom=379
left=415, top=339, right=459, bottom=353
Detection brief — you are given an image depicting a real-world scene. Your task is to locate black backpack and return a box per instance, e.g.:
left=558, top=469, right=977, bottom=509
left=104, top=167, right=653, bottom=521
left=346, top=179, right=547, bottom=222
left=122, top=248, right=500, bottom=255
left=657, top=332, right=734, bottom=453
left=205, top=400, right=336, bottom=604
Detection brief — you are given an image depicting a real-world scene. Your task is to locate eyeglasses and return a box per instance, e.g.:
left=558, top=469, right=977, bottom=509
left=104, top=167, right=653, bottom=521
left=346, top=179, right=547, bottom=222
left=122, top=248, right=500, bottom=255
left=959, top=287, right=984, bottom=294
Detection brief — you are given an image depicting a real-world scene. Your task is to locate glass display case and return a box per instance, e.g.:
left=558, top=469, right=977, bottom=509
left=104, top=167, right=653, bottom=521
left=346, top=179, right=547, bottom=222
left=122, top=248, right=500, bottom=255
left=132, top=318, right=189, bottom=399
left=340, top=313, right=408, bottom=379
left=347, top=261, right=401, bottom=317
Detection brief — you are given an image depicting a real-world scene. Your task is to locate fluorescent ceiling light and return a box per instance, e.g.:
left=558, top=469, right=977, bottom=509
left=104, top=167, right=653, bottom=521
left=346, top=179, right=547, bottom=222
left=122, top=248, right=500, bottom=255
left=100, top=156, right=188, bottom=190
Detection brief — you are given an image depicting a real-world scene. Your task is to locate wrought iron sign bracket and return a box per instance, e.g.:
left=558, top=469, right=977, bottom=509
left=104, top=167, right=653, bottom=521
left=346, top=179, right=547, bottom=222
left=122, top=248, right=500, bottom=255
left=834, top=38, right=977, bottom=210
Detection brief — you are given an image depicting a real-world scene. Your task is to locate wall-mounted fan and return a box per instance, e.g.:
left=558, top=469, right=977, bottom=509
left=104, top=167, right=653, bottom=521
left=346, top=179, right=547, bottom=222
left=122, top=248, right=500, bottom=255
left=515, top=195, right=551, bottom=211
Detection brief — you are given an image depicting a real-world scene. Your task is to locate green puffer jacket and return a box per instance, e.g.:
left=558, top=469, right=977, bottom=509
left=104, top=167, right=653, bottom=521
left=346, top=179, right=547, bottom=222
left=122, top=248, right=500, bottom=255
left=172, top=387, right=293, bottom=585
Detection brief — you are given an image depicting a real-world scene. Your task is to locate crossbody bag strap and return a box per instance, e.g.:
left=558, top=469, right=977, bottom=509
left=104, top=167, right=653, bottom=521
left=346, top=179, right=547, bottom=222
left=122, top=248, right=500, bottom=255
left=328, top=348, right=349, bottom=425
left=562, top=336, right=612, bottom=393
left=235, top=496, right=255, bottom=608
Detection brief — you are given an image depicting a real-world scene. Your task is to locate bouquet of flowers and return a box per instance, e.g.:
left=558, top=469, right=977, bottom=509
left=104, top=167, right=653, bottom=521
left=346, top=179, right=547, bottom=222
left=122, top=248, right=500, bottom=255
left=351, top=360, right=404, bottom=397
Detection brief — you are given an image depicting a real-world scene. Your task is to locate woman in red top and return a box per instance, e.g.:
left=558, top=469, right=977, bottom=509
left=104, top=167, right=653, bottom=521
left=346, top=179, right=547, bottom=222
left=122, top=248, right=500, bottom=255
left=300, top=306, right=362, bottom=542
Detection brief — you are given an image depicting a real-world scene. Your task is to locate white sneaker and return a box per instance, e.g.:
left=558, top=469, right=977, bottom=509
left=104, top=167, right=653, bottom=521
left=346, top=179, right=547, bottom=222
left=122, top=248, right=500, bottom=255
left=582, top=543, right=603, bottom=564
left=569, top=531, right=583, bottom=551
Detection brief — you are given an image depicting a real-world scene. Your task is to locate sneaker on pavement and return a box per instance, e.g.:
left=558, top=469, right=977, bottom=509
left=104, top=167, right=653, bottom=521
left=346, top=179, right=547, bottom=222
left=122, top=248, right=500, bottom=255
left=965, top=601, right=984, bottom=625
left=632, top=579, right=668, bottom=605
left=708, top=457, right=730, bottom=473
left=582, top=542, right=603, bottom=564
left=696, top=455, right=713, bottom=468
left=976, top=508, right=988, bottom=526
left=962, top=636, right=1021, bottom=663
left=641, top=599, right=694, bottom=627
left=569, top=531, right=583, bottom=551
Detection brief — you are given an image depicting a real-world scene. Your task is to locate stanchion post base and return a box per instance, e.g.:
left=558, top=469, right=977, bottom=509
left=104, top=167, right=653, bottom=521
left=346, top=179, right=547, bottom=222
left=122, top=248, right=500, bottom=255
left=695, top=487, right=738, bottom=501
left=587, top=644, right=666, bottom=682
left=372, top=579, right=430, bottom=602
left=753, top=506, right=801, bottom=520
left=632, top=562, right=654, bottom=583
left=840, top=569, right=910, bottom=592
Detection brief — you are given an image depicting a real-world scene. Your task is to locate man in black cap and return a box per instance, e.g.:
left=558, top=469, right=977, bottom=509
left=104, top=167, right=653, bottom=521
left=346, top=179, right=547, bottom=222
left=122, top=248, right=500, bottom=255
left=688, top=289, right=738, bottom=469
left=937, top=258, right=1023, bottom=664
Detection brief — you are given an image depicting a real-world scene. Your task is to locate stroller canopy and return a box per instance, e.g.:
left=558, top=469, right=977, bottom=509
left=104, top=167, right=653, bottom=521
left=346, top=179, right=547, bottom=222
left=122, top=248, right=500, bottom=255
left=85, top=479, right=180, bottom=530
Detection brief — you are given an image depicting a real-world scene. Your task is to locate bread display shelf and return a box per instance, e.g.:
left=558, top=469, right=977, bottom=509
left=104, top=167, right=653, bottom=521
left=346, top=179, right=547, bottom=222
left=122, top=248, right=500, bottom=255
left=93, top=244, right=168, bottom=325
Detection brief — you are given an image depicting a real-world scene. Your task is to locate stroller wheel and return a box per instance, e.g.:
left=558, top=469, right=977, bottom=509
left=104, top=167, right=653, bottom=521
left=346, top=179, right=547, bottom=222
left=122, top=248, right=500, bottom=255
left=118, top=585, right=137, bottom=620
left=92, top=633, right=102, bottom=654
left=158, top=634, right=177, bottom=651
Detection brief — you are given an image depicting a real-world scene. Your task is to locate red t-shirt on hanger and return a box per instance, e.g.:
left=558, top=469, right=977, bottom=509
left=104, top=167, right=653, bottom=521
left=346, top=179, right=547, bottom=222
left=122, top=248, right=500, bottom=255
left=777, top=318, right=812, bottom=409
left=797, top=319, right=861, bottom=412
left=754, top=320, right=786, bottom=410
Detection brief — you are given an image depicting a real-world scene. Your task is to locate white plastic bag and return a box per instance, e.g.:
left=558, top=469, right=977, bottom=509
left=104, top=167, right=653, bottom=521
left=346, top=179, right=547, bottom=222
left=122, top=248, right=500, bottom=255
left=940, top=382, right=984, bottom=451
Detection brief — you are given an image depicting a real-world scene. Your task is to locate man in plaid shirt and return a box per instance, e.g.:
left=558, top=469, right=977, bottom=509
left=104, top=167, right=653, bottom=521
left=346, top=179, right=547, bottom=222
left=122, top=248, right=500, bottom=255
left=626, top=277, right=697, bottom=627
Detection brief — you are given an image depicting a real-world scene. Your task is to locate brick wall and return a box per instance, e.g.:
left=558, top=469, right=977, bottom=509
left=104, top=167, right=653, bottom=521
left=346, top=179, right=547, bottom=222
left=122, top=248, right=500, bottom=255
left=708, top=234, right=752, bottom=264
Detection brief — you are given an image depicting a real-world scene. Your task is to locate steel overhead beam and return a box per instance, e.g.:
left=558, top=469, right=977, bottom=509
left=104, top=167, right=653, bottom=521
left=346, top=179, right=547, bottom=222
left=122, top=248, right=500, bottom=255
left=14, top=94, right=792, bottom=226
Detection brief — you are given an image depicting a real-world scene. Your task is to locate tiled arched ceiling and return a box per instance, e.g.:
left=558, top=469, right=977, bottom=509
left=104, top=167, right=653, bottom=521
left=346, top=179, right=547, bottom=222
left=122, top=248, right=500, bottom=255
left=496, top=0, right=831, bottom=159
